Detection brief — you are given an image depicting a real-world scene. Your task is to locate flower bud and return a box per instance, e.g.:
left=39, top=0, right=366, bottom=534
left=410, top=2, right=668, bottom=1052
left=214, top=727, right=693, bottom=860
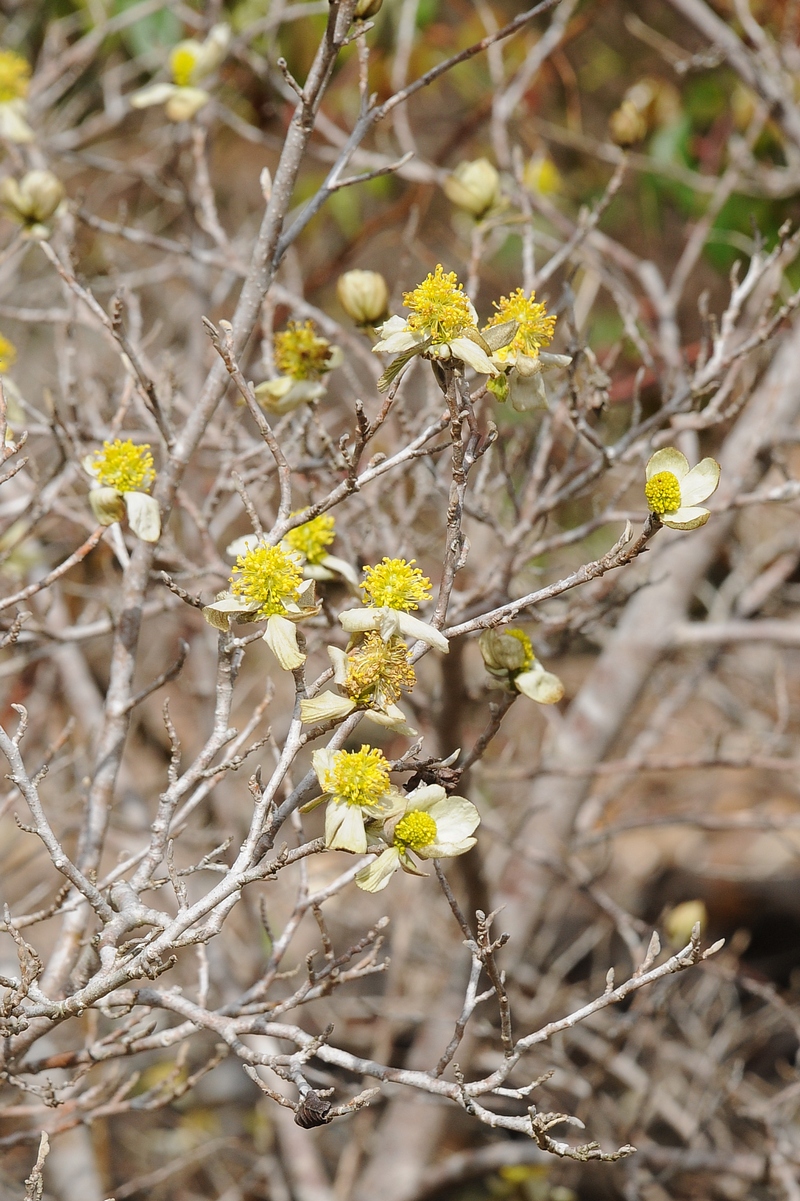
left=479, top=627, right=529, bottom=674
left=664, top=899, right=707, bottom=949
left=89, top=486, right=126, bottom=527
left=1, top=170, right=64, bottom=225
left=354, top=0, right=383, bottom=17
left=337, top=269, right=389, bottom=325
left=443, top=158, right=500, bottom=219
left=608, top=99, right=647, bottom=148
left=523, top=154, right=561, bottom=196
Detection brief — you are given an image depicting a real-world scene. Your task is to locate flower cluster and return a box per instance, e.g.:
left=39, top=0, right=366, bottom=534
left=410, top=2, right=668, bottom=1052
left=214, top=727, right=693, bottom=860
left=479, top=627, right=564, bottom=704
left=372, top=265, right=568, bottom=402
left=204, top=541, right=319, bottom=669
left=644, top=448, right=720, bottom=530
left=0, top=50, right=33, bottom=143
left=255, top=320, right=342, bottom=414
left=84, top=439, right=161, bottom=543
left=338, top=557, right=449, bottom=653
left=130, top=23, right=230, bottom=122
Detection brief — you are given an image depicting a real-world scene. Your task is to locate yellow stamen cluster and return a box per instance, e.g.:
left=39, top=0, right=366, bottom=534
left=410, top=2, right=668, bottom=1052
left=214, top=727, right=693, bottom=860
left=361, top=557, right=431, bottom=612
left=170, top=44, right=199, bottom=87
left=487, top=288, right=556, bottom=361
left=403, top=265, right=473, bottom=344
left=231, top=544, right=302, bottom=616
left=91, top=439, right=155, bottom=493
left=345, top=632, right=416, bottom=707
left=274, top=321, right=333, bottom=380
left=394, top=809, right=437, bottom=850
left=0, top=51, right=30, bottom=103
left=0, top=333, right=16, bottom=374
left=329, top=745, right=390, bottom=808
left=284, top=513, right=335, bottom=564
left=645, top=470, right=682, bottom=515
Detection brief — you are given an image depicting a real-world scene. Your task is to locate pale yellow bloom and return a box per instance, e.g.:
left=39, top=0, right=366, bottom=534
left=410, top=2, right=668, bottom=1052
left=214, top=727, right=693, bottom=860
left=644, top=448, right=720, bottom=530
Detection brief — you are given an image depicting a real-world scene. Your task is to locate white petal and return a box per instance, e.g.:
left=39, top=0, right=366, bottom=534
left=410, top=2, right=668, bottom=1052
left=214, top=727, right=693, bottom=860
left=124, top=491, right=161, bottom=542
left=89, top=486, right=125, bottom=526
left=365, top=704, right=417, bottom=736
left=679, top=457, right=720, bottom=507
left=661, top=506, right=711, bottom=530
left=325, top=801, right=367, bottom=853
left=509, top=370, right=548, bottom=412
left=448, top=336, right=498, bottom=376
left=164, top=87, right=210, bottom=122
left=356, top=847, right=401, bottom=892
left=646, top=447, right=689, bottom=482
left=255, top=377, right=325, bottom=413
left=327, top=644, right=350, bottom=685
left=263, top=613, right=305, bottom=669
left=205, top=593, right=260, bottom=615
left=418, top=836, right=477, bottom=860
left=320, top=554, right=361, bottom=588
left=299, top=693, right=354, bottom=724
left=82, top=454, right=100, bottom=479
left=427, top=796, right=480, bottom=843
left=375, top=315, right=408, bottom=339
left=515, top=667, right=564, bottom=704
left=538, top=351, right=572, bottom=369
left=0, top=101, right=33, bottom=144
left=130, top=83, right=178, bottom=109
left=373, top=329, right=420, bottom=354
left=312, top=748, right=335, bottom=791
left=226, top=533, right=264, bottom=559
left=403, top=784, right=447, bottom=812
left=397, top=611, right=449, bottom=654
left=339, top=607, right=382, bottom=635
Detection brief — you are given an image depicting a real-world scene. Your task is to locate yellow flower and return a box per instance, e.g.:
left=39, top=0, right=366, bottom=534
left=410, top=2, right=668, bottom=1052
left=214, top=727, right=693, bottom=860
left=479, top=627, right=564, bottom=704
left=311, top=745, right=395, bottom=853
left=130, top=24, right=230, bottom=122
left=299, top=633, right=417, bottom=735
left=360, top=557, right=430, bottom=612
left=355, top=784, right=480, bottom=892
left=284, top=513, right=335, bottom=565
left=0, top=51, right=33, bottom=143
left=204, top=541, right=319, bottom=669
left=0, top=333, right=16, bottom=374
left=84, top=439, right=160, bottom=542
left=523, top=154, right=561, bottom=195
left=644, top=447, right=720, bottom=530
left=274, top=321, right=338, bottom=380
left=373, top=265, right=499, bottom=390
left=487, top=288, right=556, bottom=361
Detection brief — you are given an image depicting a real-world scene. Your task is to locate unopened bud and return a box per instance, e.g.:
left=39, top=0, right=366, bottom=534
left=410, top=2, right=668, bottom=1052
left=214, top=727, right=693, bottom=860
left=1, top=170, right=64, bottom=225
left=337, top=269, right=389, bottom=325
left=609, top=99, right=647, bottom=148
left=354, top=0, right=383, bottom=17
left=443, top=158, right=500, bottom=219
left=479, top=627, right=530, bottom=674
left=664, top=900, right=707, bottom=949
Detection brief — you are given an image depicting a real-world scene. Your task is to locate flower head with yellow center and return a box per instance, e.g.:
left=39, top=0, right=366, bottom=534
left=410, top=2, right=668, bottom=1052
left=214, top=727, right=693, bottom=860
left=255, top=321, right=341, bottom=414
left=284, top=513, right=335, bottom=564
left=204, top=541, right=319, bottom=669
left=339, top=557, right=448, bottom=654
left=644, top=447, right=720, bottom=530
left=0, top=51, right=33, bottom=143
left=355, top=783, right=480, bottom=892
left=300, top=632, right=418, bottom=735
left=479, top=626, right=564, bottom=704
left=311, top=745, right=396, bottom=853
left=83, top=439, right=161, bottom=543
left=485, top=288, right=570, bottom=412
left=373, top=264, right=499, bottom=392
left=130, top=24, right=230, bottom=122
left=228, top=512, right=358, bottom=588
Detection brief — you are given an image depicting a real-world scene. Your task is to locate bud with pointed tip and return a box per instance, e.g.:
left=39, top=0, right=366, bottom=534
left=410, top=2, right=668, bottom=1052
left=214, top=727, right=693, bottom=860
left=609, top=99, right=647, bottom=147
left=337, top=269, right=389, bottom=326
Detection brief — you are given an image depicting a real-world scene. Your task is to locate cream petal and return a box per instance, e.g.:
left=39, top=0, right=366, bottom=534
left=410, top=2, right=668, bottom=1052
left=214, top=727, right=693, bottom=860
left=403, top=784, right=447, bottom=812
left=514, top=666, right=564, bottom=705
left=418, top=836, right=477, bottom=860
left=661, top=506, right=711, bottom=530
left=338, top=607, right=402, bottom=639
left=0, top=101, right=34, bottom=144
left=89, top=486, right=125, bottom=527
left=509, top=369, right=548, bottom=412
left=397, top=611, right=449, bottom=654
left=365, top=704, right=417, bottom=736
left=255, top=377, right=326, bottom=414
left=164, top=87, right=210, bottom=122
left=538, top=351, right=572, bottom=369
left=130, top=83, right=178, bottom=109
left=426, top=797, right=480, bottom=843
left=448, top=336, right=498, bottom=376
left=327, top=644, right=350, bottom=685
left=356, top=847, right=401, bottom=892
left=325, top=801, right=367, bottom=853
left=374, top=315, right=407, bottom=340
left=124, top=491, right=161, bottom=542
left=646, top=447, right=689, bottom=482
left=226, top=533, right=264, bottom=559
left=373, top=329, right=420, bottom=354
left=263, top=613, right=305, bottom=669
left=679, top=457, right=721, bottom=507
left=312, top=748, right=335, bottom=791
left=299, top=692, right=354, bottom=724
left=320, top=554, right=361, bottom=588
